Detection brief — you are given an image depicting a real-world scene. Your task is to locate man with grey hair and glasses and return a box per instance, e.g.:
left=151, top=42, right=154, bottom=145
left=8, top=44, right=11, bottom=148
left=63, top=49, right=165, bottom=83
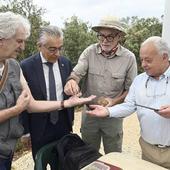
left=20, top=25, right=76, bottom=164
left=64, top=16, right=137, bottom=154
left=87, top=36, right=170, bottom=169
left=0, top=12, right=95, bottom=170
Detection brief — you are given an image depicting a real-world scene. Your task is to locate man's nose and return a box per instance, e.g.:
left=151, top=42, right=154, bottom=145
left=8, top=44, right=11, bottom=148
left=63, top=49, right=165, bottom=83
left=54, top=49, right=61, bottom=56
left=20, top=41, right=25, bottom=50
left=141, top=61, right=147, bottom=68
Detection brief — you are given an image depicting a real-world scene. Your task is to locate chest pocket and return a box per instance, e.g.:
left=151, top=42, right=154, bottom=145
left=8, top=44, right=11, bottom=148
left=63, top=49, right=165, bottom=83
left=111, top=73, right=125, bottom=91
left=88, top=67, right=103, bottom=78
left=88, top=67, right=104, bottom=92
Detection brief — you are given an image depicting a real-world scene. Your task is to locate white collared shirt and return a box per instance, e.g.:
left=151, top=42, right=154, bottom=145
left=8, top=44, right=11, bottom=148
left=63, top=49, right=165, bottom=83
left=108, top=67, right=170, bottom=146
left=40, top=52, right=63, bottom=101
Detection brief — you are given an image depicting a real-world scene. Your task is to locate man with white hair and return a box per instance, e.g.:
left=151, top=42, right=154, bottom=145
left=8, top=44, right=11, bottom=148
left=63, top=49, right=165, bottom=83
left=0, top=11, right=95, bottom=170
left=64, top=16, right=137, bottom=154
left=87, top=36, right=170, bottom=169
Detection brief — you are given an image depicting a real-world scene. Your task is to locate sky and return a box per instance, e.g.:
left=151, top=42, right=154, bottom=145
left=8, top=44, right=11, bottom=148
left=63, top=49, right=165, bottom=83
left=32, top=0, right=166, bottom=28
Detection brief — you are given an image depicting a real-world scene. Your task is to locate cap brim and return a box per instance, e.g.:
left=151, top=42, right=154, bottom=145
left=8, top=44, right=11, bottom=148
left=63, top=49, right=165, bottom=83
left=92, top=26, right=126, bottom=35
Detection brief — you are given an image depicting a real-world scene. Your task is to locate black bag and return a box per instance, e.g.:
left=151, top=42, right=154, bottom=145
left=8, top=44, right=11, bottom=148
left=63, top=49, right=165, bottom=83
left=55, top=133, right=102, bottom=170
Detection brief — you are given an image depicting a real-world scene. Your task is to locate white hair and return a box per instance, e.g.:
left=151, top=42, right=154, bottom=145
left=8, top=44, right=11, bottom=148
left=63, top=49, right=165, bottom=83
left=141, top=36, right=170, bottom=59
left=0, top=11, right=31, bottom=39
left=38, top=25, right=63, bottom=45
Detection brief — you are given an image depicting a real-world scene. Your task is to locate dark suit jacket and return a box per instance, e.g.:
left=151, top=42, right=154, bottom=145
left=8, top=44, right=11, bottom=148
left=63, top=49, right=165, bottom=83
left=20, top=53, right=74, bottom=141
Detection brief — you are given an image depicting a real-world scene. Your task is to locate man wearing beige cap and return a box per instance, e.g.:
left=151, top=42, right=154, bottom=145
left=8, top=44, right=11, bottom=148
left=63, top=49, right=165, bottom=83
left=64, top=16, right=137, bottom=154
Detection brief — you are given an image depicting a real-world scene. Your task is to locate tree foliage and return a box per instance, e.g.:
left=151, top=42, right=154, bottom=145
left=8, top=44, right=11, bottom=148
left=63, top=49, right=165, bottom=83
left=0, top=0, right=163, bottom=72
left=0, top=0, right=48, bottom=60
left=63, top=16, right=97, bottom=66
left=123, top=16, right=162, bottom=73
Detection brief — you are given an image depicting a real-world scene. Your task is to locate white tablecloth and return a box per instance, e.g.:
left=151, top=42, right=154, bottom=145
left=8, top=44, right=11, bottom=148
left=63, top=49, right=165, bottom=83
left=82, top=152, right=168, bottom=170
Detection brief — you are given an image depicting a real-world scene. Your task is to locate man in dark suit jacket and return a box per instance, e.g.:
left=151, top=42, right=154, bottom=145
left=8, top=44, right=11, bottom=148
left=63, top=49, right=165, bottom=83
left=20, top=25, right=74, bottom=161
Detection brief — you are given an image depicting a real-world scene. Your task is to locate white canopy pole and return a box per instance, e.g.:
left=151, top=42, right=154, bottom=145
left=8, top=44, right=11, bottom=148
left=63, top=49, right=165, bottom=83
left=162, top=0, right=170, bottom=46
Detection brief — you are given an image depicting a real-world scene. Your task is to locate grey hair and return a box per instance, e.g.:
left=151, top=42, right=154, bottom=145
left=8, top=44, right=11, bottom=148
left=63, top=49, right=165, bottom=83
left=38, top=25, right=63, bottom=45
left=0, top=11, right=31, bottom=39
left=141, top=36, right=170, bottom=59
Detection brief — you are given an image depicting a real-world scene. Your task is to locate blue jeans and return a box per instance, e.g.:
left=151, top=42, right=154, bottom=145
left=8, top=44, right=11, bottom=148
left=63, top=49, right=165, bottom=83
left=0, top=155, right=13, bottom=170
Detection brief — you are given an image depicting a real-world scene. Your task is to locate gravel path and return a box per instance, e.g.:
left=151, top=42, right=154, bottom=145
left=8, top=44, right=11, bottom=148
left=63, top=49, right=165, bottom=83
left=12, top=112, right=141, bottom=170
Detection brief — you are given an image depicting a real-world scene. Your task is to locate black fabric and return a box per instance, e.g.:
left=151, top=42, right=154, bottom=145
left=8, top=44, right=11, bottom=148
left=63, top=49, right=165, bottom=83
left=46, top=62, right=58, bottom=124
left=20, top=53, right=74, bottom=161
left=31, top=109, right=70, bottom=160
left=0, top=154, right=13, bottom=170
left=54, top=133, right=102, bottom=170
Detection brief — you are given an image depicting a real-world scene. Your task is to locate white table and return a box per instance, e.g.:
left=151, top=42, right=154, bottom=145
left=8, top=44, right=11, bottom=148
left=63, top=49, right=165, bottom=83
left=82, top=152, right=168, bottom=170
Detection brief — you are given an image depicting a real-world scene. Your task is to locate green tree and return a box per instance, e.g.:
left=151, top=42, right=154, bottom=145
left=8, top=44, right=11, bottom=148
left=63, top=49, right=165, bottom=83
left=63, top=16, right=97, bottom=66
left=123, top=16, right=162, bottom=73
left=0, top=0, right=49, bottom=60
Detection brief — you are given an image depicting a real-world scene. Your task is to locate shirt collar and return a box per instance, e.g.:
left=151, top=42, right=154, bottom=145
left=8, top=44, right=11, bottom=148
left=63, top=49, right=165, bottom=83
left=40, top=52, right=48, bottom=64
left=40, top=52, right=59, bottom=66
left=162, top=66, right=170, bottom=78
left=146, top=66, right=170, bottom=80
left=96, top=43, right=122, bottom=59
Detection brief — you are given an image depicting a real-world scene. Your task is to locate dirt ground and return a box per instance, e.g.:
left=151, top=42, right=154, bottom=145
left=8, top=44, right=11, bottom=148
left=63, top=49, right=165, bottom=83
left=12, top=111, right=141, bottom=170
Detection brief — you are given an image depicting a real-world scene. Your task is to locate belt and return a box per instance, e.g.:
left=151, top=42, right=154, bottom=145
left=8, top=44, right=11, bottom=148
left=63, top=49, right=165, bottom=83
left=140, top=137, right=170, bottom=149
left=155, top=144, right=170, bottom=148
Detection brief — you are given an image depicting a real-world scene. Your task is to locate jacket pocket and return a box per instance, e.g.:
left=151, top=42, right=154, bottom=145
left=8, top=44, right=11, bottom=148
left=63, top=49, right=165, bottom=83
left=0, top=141, right=12, bottom=158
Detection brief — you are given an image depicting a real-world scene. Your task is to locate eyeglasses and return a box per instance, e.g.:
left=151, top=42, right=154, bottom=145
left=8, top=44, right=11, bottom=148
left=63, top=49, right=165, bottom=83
left=97, top=33, right=118, bottom=42
left=145, top=76, right=168, bottom=97
left=43, top=45, right=63, bottom=54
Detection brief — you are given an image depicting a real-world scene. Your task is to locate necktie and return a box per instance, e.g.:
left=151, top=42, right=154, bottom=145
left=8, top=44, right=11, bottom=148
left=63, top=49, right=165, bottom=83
left=46, top=62, right=58, bottom=124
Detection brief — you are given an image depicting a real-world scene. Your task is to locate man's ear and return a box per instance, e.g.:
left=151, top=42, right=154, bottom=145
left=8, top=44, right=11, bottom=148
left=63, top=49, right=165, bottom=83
left=117, top=31, right=124, bottom=39
left=37, top=42, right=41, bottom=50
left=117, top=33, right=123, bottom=42
left=163, top=53, right=169, bottom=61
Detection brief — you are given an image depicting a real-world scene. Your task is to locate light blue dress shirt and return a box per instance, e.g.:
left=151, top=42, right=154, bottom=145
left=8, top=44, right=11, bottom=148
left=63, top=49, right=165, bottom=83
left=108, top=67, right=170, bottom=146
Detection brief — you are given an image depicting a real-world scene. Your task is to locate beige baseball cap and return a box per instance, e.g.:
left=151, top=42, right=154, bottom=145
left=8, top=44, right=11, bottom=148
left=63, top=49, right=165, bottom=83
left=92, top=16, right=126, bottom=35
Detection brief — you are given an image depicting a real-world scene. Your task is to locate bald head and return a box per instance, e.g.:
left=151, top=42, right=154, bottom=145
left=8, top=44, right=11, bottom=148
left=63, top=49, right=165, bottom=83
left=141, top=36, right=170, bottom=59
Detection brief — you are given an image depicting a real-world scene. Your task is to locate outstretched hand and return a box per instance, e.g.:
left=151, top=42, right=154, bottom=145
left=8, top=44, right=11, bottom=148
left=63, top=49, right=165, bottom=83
left=64, top=95, right=96, bottom=108
left=86, top=105, right=109, bottom=117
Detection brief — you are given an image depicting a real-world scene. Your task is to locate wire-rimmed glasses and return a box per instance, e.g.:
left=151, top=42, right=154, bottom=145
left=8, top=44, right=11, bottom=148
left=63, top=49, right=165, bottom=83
left=43, top=45, right=63, bottom=54
left=145, top=76, right=168, bottom=97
